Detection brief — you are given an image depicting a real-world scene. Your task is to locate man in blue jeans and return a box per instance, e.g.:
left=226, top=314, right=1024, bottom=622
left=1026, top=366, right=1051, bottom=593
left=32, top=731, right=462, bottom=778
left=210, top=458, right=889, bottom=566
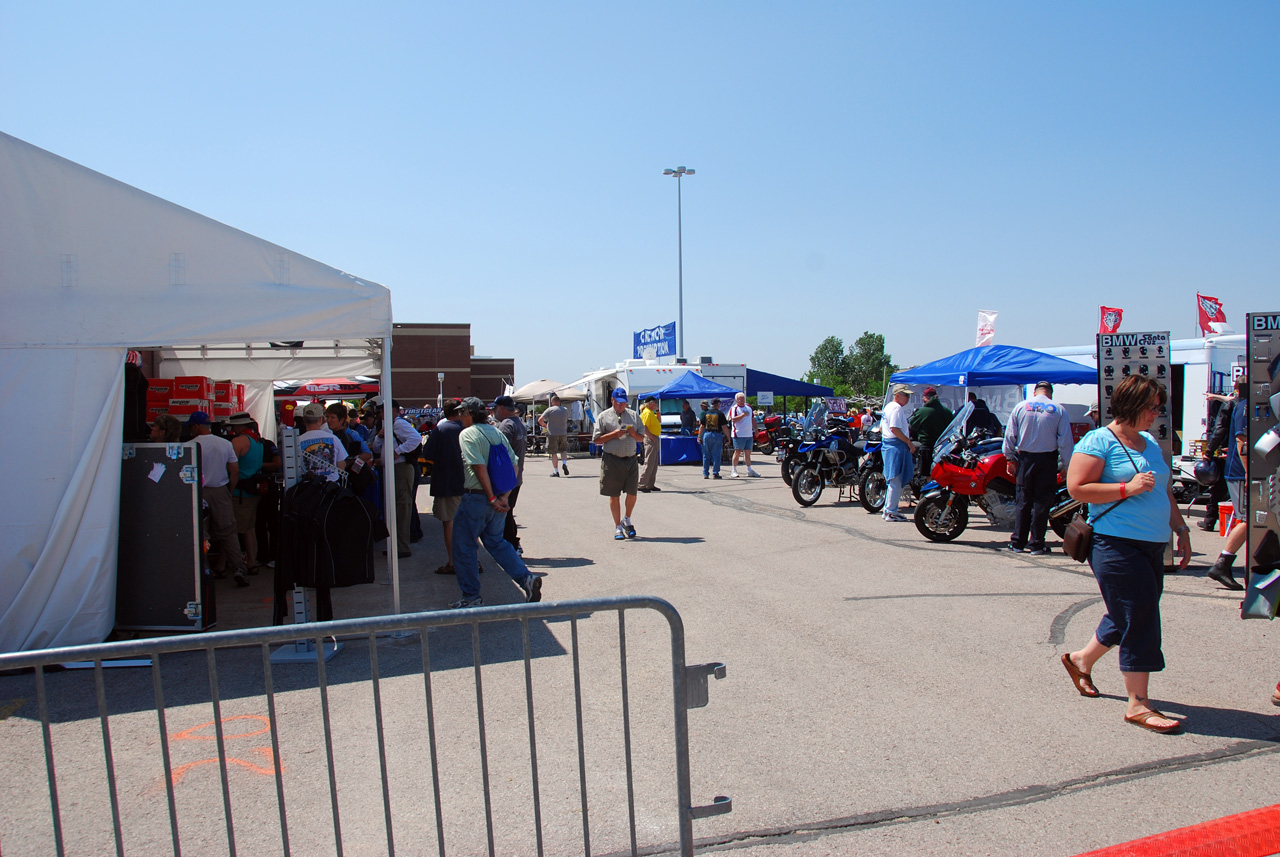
left=699, top=398, right=731, bottom=479
left=448, top=397, right=543, bottom=609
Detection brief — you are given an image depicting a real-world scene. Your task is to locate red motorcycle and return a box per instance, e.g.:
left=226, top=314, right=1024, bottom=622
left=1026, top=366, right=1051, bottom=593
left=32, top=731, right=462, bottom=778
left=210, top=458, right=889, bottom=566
left=913, top=404, right=1076, bottom=542
left=753, top=413, right=789, bottom=455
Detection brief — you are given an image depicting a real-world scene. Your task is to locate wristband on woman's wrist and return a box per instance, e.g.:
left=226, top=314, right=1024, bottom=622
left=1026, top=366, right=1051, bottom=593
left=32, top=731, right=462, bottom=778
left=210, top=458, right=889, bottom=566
left=1174, top=524, right=1189, bottom=535
left=1119, top=483, right=1127, bottom=499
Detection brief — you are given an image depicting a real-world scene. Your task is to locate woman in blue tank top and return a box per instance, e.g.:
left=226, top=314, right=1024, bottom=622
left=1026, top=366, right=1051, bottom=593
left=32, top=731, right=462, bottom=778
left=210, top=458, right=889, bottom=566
left=1060, top=374, right=1191, bottom=734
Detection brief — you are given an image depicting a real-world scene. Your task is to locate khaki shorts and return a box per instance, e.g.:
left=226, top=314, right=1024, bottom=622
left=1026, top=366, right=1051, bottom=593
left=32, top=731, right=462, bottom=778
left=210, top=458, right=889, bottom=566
left=546, top=434, right=569, bottom=455
left=599, top=453, right=639, bottom=497
left=432, top=494, right=462, bottom=522
left=233, top=494, right=259, bottom=534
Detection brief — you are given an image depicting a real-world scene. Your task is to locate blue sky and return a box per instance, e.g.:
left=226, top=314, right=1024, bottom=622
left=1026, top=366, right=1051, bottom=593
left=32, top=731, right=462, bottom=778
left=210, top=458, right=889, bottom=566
left=3, top=2, right=1276, bottom=386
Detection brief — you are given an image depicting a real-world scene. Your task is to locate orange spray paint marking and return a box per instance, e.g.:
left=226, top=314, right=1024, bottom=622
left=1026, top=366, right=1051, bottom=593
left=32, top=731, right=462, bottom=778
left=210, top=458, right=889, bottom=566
left=167, top=715, right=281, bottom=787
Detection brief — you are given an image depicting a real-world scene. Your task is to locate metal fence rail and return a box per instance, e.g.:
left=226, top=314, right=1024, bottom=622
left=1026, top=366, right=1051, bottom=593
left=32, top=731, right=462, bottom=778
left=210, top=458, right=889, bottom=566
left=0, top=597, right=729, bottom=857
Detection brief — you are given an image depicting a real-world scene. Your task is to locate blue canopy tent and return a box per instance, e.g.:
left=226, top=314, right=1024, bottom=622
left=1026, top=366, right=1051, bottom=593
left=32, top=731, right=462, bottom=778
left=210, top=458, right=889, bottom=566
left=890, top=345, right=1096, bottom=387
left=644, top=371, right=740, bottom=465
left=648, top=370, right=741, bottom=400
left=745, top=368, right=833, bottom=398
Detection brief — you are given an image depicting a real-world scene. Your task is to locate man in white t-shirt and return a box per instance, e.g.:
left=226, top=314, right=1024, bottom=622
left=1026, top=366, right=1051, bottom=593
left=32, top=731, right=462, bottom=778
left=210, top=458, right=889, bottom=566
left=879, top=385, right=918, bottom=522
left=189, top=411, right=250, bottom=587
left=296, top=402, right=346, bottom=483
left=727, top=393, right=760, bottom=477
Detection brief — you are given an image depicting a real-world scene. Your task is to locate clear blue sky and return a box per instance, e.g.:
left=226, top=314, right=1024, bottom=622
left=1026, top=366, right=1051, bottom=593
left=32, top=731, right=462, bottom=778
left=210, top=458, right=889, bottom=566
left=3, top=2, right=1277, bottom=386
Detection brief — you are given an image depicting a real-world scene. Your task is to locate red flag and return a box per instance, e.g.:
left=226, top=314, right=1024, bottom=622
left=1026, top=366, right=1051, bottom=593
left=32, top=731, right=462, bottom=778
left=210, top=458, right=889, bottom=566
left=1099, top=306, right=1123, bottom=334
left=1197, top=293, right=1227, bottom=335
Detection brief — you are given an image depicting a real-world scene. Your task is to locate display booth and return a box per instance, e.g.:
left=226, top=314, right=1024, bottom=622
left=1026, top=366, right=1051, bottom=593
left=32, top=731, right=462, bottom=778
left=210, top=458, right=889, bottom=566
left=649, top=371, right=742, bottom=464
left=0, top=132, right=399, bottom=652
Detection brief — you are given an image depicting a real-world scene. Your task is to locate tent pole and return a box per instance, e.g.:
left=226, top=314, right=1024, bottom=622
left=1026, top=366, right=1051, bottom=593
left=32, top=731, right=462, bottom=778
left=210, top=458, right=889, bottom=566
left=383, top=336, right=400, bottom=615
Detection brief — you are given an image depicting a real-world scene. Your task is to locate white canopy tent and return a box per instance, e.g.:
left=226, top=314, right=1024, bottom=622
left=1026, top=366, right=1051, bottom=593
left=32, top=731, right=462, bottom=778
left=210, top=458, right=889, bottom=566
left=0, top=131, right=401, bottom=652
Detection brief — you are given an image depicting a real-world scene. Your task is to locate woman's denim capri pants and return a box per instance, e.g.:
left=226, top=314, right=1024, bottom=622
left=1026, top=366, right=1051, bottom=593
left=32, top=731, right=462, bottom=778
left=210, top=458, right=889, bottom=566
left=1090, top=533, right=1166, bottom=673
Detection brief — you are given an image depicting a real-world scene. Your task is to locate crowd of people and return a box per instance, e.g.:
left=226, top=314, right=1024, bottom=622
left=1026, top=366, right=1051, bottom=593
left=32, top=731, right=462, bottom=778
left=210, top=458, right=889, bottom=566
left=163, top=373, right=1275, bottom=720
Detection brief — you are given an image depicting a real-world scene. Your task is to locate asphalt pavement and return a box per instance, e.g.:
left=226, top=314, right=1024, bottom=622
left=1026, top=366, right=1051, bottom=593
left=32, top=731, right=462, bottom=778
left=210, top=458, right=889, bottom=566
left=2, top=453, right=1278, bottom=856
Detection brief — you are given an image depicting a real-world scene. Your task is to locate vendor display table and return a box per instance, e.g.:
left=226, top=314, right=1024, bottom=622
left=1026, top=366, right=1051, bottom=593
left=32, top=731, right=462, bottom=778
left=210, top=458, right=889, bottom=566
left=660, top=435, right=700, bottom=465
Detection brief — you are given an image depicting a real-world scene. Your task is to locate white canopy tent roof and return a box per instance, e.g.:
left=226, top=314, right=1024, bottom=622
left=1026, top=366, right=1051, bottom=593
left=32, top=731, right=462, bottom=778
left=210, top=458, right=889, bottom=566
left=0, top=131, right=397, bottom=652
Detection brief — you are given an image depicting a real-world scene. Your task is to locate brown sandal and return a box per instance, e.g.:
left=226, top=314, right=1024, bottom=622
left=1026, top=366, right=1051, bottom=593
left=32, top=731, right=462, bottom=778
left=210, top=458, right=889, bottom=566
left=433, top=564, right=456, bottom=576
left=1061, top=653, right=1100, bottom=698
left=1124, top=709, right=1182, bottom=734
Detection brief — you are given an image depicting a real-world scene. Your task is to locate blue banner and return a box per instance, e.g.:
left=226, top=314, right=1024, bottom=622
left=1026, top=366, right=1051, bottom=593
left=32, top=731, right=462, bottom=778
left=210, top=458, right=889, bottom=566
left=633, top=322, right=676, bottom=359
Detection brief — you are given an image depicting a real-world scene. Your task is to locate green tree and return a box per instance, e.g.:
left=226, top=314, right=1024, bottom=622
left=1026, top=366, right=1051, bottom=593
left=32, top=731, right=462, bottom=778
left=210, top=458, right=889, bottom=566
left=805, top=336, right=853, bottom=396
left=848, top=331, right=898, bottom=398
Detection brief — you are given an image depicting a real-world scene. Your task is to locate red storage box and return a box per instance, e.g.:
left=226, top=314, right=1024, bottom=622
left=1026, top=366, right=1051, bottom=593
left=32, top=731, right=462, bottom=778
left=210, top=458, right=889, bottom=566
left=145, top=403, right=168, bottom=423
left=174, top=376, right=213, bottom=400
left=211, top=402, right=234, bottom=418
left=147, top=378, right=175, bottom=398
left=213, top=381, right=234, bottom=403
left=168, top=398, right=211, bottom=417
left=235, top=384, right=246, bottom=409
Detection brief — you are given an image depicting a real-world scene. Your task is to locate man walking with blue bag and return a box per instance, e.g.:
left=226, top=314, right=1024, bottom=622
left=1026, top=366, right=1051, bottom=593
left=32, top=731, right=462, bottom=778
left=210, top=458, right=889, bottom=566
left=448, top=397, right=543, bottom=609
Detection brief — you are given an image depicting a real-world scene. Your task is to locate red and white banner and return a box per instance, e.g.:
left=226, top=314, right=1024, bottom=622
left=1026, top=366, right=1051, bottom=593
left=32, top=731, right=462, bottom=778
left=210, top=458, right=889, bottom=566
left=1098, top=306, right=1123, bottom=334
left=975, top=309, right=998, bottom=346
left=1196, top=293, right=1228, bottom=335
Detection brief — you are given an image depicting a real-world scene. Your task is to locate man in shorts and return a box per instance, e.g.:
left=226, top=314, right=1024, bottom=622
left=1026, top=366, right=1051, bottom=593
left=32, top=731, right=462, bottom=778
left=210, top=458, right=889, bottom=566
left=539, top=394, right=571, bottom=476
left=592, top=388, right=643, bottom=540
left=727, top=392, right=760, bottom=477
left=422, top=399, right=465, bottom=575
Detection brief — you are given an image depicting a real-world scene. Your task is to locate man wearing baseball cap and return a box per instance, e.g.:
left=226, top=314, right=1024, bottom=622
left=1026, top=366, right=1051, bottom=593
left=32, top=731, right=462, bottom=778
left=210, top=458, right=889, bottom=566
left=189, top=410, right=250, bottom=587
left=880, top=385, right=917, bottom=522
left=592, top=388, right=643, bottom=539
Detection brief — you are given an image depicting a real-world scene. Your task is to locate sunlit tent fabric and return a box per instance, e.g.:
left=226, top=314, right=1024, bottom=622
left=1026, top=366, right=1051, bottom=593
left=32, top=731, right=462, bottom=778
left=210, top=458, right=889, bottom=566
left=510, top=379, right=587, bottom=403
left=744, top=368, right=833, bottom=398
left=889, top=345, right=1097, bottom=387
left=0, top=131, right=393, bottom=652
left=648, top=370, right=741, bottom=400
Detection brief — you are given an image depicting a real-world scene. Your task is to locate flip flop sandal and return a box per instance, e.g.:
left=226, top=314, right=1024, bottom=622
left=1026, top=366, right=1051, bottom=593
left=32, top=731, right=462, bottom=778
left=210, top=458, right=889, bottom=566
left=1124, top=709, right=1182, bottom=734
left=433, top=564, right=456, bottom=575
left=1061, top=653, right=1100, bottom=698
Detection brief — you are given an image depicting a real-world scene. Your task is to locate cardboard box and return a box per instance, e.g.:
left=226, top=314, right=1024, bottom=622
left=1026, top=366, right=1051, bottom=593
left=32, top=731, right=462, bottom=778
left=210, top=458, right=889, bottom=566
left=147, top=378, right=175, bottom=398
left=235, top=384, right=246, bottom=409
left=146, top=404, right=168, bottom=423
left=211, top=402, right=235, bottom=418
left=213, top=381, right=234, bottom=403
left=168, top=398, right=211, bottom=417
left=174, top=376, right=213, bottom=400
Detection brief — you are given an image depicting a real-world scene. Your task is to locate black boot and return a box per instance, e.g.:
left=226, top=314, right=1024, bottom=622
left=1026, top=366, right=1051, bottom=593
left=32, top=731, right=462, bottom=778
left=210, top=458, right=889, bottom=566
left=1197, top=510, right=1219, bottom=531
left=1207, top=553, right=1244, bottom=590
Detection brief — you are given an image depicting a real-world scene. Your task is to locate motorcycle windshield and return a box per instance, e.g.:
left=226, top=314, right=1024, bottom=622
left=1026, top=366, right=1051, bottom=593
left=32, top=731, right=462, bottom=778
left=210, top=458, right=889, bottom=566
left=803, top=400, right=828, bottom=438
left=933, top=401, right=974, bottom=461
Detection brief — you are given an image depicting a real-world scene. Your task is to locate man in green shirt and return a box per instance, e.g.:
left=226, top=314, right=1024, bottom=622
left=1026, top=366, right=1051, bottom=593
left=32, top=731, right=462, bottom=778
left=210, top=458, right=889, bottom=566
left=592, top=388, right=643, bottom=539
left=448, top=397, right=543, bottom=609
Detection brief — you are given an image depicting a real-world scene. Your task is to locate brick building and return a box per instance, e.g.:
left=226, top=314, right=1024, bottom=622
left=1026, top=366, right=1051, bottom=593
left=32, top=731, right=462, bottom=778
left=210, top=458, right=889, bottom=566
left=390, top=322, right=515, bottom=405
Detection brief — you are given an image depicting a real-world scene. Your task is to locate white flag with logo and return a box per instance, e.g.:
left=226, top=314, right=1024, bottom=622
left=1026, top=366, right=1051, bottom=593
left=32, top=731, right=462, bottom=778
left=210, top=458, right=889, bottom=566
left=976, top=310, right=998, bottom=346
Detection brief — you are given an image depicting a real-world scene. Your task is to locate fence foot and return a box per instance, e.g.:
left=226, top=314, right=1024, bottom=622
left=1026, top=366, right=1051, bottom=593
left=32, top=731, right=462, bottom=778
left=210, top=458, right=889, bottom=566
left=690, top=795, right=733, bottom=819
left=271, top=639, right=342, bottom=664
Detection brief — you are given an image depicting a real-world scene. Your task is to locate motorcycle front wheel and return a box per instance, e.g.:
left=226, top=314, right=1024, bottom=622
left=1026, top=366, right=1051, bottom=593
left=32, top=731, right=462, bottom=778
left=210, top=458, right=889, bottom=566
left=859, top=470, right=887, bottom=513
left=792, top=466, right=824, bottom=506
left=914, top=495, right=969, bottom=542
left=781, top=456, right=802, bottom=487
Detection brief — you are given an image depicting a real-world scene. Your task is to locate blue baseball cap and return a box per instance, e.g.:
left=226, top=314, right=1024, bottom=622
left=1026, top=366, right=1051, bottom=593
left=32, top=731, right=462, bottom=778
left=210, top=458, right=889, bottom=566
left=187, top=411, right=211, bottom=425
left=611, top=388, right=628, bottom=402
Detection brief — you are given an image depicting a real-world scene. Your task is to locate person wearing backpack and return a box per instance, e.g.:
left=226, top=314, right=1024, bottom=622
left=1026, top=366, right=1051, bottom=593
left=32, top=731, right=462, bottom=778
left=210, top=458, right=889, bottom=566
left=449, top=397, right=543, bottom=609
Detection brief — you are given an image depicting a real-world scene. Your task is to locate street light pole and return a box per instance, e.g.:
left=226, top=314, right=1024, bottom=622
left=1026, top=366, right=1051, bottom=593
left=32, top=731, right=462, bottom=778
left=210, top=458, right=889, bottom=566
left=437, top=372, right=445, bottom=409
left=662, top=166, right=694, bottom=361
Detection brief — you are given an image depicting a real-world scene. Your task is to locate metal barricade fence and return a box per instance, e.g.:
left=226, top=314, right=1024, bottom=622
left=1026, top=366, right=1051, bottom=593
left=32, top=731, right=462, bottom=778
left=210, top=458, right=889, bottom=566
left=0, top=596, right=730, bottom=857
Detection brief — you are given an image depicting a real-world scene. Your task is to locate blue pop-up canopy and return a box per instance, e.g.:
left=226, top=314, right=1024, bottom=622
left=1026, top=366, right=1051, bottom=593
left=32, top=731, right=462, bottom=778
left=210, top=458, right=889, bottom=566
left=890, top=345, right=1096, bottom=387
left=648, top=370, right=741, bottom=400
left=745, top=368, right=833, bottom=398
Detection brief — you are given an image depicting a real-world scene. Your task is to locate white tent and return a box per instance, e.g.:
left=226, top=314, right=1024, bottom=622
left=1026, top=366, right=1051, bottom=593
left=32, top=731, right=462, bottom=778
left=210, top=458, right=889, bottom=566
left=0, top=131, right=399, bottom=652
